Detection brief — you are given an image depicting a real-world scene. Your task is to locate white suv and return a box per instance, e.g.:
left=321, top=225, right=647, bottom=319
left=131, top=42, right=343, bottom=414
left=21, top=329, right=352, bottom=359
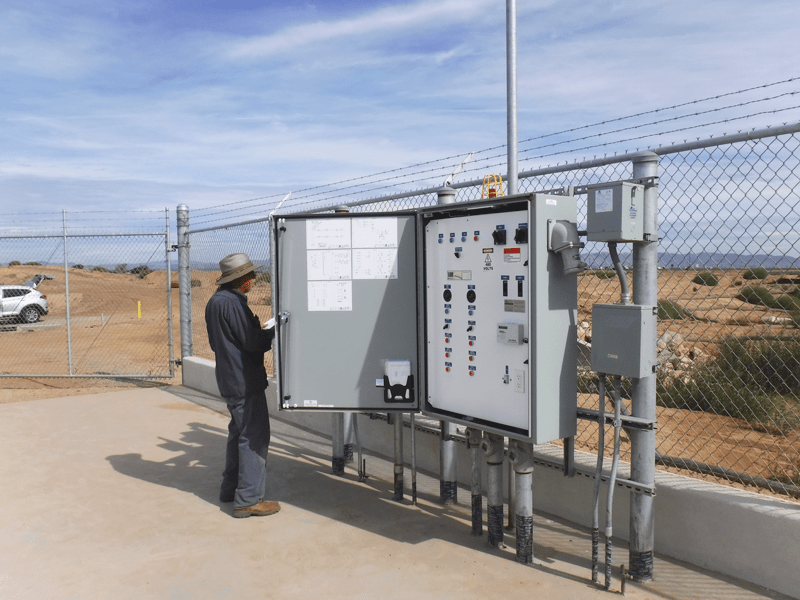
left=0, top=285, right=49, bottom=323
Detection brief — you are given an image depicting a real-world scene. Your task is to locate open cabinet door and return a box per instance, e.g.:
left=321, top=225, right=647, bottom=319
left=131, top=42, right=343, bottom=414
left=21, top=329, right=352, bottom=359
left=272, top=212, right=419, bottom=412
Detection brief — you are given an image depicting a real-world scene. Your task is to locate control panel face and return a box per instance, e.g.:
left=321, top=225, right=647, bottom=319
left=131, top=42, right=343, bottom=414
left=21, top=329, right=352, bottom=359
left=424, top=208, right=531, bottom=432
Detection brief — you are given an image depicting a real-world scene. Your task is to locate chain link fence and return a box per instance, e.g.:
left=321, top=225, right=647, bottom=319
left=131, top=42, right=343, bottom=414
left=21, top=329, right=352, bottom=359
left=0, top=232, right=175, bottom=379
left=186, top=126, right=800, bottom=499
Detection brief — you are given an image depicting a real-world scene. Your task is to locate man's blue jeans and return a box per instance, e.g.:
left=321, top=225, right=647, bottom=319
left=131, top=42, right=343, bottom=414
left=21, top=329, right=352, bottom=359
left=221, top=391, right=271, bottom=509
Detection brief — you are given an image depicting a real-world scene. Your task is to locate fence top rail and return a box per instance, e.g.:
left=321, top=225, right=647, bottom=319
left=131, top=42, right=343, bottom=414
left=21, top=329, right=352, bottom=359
left=0, top=232, right=167, bottom=240
left=185, top=121, right=800, bottom=235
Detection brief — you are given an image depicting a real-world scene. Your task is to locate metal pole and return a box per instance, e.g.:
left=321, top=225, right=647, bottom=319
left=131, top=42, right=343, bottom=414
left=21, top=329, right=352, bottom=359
left=506, top=460, right=515, bottom=530
left=509, top=440, right=534, bottom=564
left=410, top=413, right=417, bottom=505
left=629, top=152, right=659, bottom=582
left=506, top=0, right=518, bottom=195
left=343, top=413, right=354, bottom=463
left=393, top=415, right=404, bottom=501
left=332, top=413, right=345, bottom=475
left=440, top=420, right=458, bottom=504
left=333, top=204, right=354, bottom=466
left=483, top=433, right=505, bottom=548
left=466, top=428, right=483, bottom=536
left=176, top=205, right=193, bottom=362
left=62, top=210, right=73, bottom=375
left=437, top=186, right=459, bottom=504
left=165, top=208, right=175, bottom=378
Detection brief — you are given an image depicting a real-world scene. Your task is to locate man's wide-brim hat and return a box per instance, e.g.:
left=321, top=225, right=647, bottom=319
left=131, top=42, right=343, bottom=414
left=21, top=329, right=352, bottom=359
left=216, top=253, right=262, bottom=285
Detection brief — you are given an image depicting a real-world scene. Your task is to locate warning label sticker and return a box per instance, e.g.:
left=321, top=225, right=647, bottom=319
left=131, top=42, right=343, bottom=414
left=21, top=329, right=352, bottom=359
left=504, top=299, right=525, bottom=313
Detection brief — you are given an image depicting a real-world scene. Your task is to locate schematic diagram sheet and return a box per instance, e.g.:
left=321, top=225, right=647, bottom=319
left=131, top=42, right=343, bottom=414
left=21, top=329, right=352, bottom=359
left=305, top=217, right=398, bottom=311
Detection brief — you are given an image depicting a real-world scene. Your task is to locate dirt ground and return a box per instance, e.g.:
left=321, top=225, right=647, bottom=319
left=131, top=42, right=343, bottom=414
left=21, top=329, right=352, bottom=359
left=2, top=264, right=798, bottom=498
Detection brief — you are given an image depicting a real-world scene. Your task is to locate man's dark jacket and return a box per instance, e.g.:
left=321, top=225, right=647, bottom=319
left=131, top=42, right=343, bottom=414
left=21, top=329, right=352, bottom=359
left=205, top=288, right=274, bottom=398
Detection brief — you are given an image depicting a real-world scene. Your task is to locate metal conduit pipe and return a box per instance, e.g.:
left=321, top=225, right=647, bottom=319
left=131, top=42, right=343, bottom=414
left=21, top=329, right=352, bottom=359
left=591, top=374, right=607, bottom=583
left=440, top=421, right=458, bottom=504
left=482, top=433, right=505, bottom=548
left=331, top=414, right=345, bottom=475
left=507, top=462, right=515, bottom=531
left=605, top=377, right=624, bottom=591
left=608, top=243, right=630, bottom=305
left=343, top=413, right=354, bottom=463
left=466, top=428, right=483, bottom=536
left=410, top=413, right=417, bottom=505
left=508, top=440, right=534, bottom=564
left=393, top=415, right=404, bottom=501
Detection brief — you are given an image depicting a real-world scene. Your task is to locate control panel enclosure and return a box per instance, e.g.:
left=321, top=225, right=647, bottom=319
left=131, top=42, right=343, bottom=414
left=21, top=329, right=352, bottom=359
left=272, top=193, right=579, bottom=443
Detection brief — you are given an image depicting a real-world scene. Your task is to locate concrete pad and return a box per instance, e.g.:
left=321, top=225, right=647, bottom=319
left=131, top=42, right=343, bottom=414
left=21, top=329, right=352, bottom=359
left=0, top=389, right=790, bottom=600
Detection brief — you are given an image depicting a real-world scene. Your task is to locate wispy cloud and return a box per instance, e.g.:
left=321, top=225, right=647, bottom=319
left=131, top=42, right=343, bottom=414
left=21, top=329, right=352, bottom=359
left=222, top=0, right=502, bottom=60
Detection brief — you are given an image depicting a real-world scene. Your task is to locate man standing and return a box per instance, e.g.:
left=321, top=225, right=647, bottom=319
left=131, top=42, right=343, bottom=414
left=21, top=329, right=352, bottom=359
left=205, top=252, right=279, bottom=518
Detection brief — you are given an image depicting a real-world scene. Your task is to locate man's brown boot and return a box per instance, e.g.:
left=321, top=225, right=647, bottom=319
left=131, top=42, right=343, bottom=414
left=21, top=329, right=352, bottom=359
left=233, top=500, right=281, bottom=518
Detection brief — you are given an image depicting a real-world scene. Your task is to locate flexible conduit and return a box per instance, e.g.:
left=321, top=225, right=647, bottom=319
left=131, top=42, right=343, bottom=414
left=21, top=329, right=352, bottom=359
left=608, top=243, right=630, bottom=305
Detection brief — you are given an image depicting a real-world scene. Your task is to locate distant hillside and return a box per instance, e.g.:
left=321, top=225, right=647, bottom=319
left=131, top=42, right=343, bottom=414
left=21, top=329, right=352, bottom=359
left=583, top=251, right=800, bottom=270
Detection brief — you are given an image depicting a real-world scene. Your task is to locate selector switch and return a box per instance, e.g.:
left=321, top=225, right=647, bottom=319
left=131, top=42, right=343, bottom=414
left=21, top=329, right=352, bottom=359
left=466, top=289, right=476, bottom=303
left=443, top=289, right=452, bottom=302
left=492, top=229, right=507, bottom=245
left=514, top=227, right=528, bottom=244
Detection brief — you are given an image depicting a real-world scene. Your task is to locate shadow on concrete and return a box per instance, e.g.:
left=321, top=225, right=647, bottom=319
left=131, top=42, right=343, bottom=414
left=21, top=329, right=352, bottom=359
left=107, top=421, right=229, bottom=509
left=105, top=419, right=597, bottom=590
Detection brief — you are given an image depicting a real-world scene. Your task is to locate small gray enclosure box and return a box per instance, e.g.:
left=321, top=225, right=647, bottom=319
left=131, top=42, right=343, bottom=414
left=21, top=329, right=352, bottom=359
left=591, top=303, right=656, bottom=378
left=587, top=182, right=644, bottom=242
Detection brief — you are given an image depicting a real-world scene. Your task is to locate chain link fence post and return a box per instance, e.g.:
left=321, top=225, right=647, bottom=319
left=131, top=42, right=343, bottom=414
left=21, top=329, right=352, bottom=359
left=629, top=151, right=659, bottom=581
left=177, top=204, right=193, bottom=365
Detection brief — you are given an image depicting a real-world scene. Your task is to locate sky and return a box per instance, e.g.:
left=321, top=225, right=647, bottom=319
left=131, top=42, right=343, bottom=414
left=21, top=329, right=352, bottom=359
left=2, top=0, right=800, bottom=232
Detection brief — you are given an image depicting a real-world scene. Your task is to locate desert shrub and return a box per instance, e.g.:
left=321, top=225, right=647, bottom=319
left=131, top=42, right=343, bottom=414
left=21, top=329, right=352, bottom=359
left=190, top=279, right=201, bottom=288
left=92, top=266, right=109, bottom=273
left=736, top=286, right=775, bottom=307
left=72, top=264, right=84, bottom=270
left=130, top=265, right=153, bottom=279
left=657, top=299, right=685, bottom=320
left=254, top=272, right=271, bottom=284
left=8, top=261, right=21, bottom=266
left=791, top=311, right=800, bottom=328
left=743, top=267, right=769, bottom=280
left=593, top=270, right=616, bottom=279
left=24, top=261, right=41, bottom=266
left=113, top=263, right=128, bottom=274
left=790, top=286, right=800, bottom=298
left=658, top=337, right=800, bottom=431
left=774, top=294, right=800, bottom=311
left=692, top=271, right=718, bottom=286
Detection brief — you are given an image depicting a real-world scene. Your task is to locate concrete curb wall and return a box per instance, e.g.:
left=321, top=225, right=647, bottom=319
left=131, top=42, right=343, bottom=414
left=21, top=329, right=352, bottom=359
left=181, top=356, right=800, bottom=597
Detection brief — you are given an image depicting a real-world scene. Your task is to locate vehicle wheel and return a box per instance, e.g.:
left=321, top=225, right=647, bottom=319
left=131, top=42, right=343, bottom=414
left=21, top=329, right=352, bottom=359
left=19, top=306, right=40, bottom=324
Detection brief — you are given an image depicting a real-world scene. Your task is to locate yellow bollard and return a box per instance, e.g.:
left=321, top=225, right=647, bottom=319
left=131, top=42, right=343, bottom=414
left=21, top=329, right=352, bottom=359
left=137, top=301, right=141, bottom=319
